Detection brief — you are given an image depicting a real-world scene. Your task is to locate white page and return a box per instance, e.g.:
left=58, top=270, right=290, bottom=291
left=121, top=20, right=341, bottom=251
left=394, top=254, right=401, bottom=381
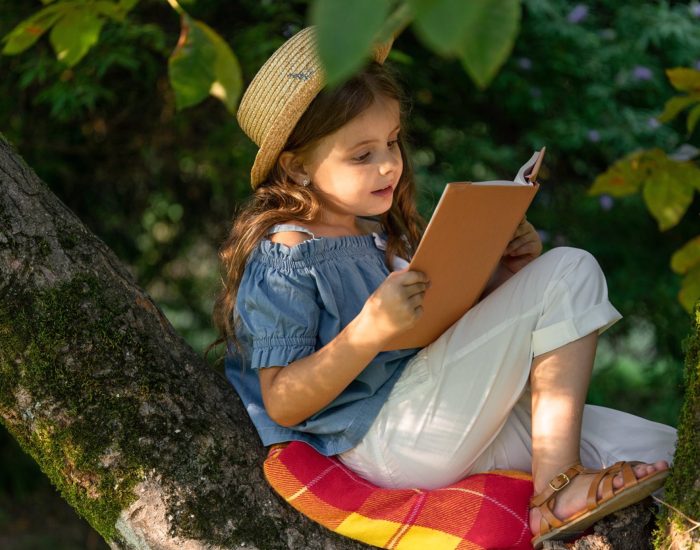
left=470, top=150, right=541, bottom=186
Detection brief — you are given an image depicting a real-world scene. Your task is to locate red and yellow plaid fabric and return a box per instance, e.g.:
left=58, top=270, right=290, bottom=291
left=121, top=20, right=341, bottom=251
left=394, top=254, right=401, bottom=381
left=264, top=441, right=534, bottom=549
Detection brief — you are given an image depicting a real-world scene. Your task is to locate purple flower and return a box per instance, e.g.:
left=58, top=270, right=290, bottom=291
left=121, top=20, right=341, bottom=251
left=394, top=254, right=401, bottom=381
left=587, top=129, right=601, bottom=142
left=517, top=57, right=532, bottom=70
left=599, top=195, right=614, bottom=211
left=632, top=65, right=653, bottom=81
left=691, top=4, right=700, bottom=17
left=695, top=59, right=700, bottom=71
left=567, top=4, right=589, bottom=23
left=537, top=229, right=551, bottom=243
left=647, top=117, right=660, bottom=129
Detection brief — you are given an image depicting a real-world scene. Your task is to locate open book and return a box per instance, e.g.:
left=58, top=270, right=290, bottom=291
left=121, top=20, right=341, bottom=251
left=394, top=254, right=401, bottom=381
left=383, top=147, right=546, bottom=351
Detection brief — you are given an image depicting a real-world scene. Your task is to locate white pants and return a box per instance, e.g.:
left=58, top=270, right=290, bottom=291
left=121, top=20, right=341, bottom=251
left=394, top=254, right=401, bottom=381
left=339, top=247, right=677, bottom=490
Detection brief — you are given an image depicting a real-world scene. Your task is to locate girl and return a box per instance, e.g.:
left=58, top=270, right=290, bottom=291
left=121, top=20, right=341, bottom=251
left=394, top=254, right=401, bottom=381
left=211, top=26, right=677, bottom=548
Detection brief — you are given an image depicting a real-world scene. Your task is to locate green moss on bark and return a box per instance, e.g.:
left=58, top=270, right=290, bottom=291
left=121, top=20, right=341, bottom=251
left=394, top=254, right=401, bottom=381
left=0, top=272, right=288, bottom=547
left=0, top=274, right=150, bottom=541
left=655, top=303, right=700, bottom=547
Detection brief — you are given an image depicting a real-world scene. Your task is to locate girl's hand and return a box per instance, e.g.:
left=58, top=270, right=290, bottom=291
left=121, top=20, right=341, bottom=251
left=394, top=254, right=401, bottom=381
left=357, top=269, right=430, bottom=347
left=501, top=217, right=542, bottom=274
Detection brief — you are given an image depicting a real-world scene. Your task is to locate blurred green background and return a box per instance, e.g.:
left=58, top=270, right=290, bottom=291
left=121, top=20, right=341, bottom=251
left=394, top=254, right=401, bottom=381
left=1, top=0, right=698, bottom=547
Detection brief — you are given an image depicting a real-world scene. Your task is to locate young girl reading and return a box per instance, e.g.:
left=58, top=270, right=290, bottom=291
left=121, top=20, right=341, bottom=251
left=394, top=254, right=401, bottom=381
left=211, top=26, right=677, bottom=547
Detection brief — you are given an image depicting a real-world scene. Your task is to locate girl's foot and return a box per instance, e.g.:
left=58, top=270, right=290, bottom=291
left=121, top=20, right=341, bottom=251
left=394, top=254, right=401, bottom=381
left=529, top=460, right=669, bottom=537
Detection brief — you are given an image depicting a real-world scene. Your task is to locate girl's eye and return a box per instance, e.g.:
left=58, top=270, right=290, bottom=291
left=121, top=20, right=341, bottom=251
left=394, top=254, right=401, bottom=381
left=353, top=139, right=400, bottom=162
left=354, top=152, right=370, bottom=162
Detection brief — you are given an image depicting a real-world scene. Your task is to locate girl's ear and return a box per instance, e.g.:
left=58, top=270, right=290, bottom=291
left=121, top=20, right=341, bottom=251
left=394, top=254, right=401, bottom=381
left=278, top=151, right=309, bottom=185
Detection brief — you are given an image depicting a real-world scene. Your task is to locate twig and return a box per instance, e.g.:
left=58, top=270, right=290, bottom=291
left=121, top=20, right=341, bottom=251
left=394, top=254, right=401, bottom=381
left=652, top=495, right=700, bottom=535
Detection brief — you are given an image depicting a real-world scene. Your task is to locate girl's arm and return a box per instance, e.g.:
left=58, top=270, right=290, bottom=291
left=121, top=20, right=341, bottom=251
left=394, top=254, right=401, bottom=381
left=259, top=269, right=430, bottom=427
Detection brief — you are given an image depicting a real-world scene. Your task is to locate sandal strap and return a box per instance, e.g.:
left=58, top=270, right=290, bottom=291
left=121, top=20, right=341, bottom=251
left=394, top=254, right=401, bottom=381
left=530, top=463, right=586, bottom=508
left=531, top=460, right=650, bottom=539
left=530, top=463, right=590, bottom=537
left=586, top=461, right=638, bottom=509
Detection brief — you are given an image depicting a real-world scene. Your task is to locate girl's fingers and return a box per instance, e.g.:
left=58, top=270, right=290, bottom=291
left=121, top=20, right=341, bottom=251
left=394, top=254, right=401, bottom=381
left=408, top=293, right=425, bottom=309
left=406, top=282, right=429, bottom=297
left=507, top=243, right=535, bottom=258
left=505, top=233, right=534, bottom=253
left=398, top=270, right=429, bottom=286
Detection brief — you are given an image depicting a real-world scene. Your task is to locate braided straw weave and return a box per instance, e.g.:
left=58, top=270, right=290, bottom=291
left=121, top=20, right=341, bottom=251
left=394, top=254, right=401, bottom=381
left=236, top=26, right=393, bottom=189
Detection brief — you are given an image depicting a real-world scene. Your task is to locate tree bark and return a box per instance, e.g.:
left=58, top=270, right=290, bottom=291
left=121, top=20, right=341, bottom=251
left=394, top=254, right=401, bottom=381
left=0, top=135, right=368, bottom=548
left=0, top=134, right=696, bottom=549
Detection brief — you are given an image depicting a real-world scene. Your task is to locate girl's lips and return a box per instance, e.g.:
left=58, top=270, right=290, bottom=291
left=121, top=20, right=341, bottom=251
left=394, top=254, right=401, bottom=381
left=371, top=185, right=393, bottom=196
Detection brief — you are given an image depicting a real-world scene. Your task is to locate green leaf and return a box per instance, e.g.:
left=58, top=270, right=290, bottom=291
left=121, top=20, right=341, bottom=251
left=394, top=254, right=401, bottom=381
left=588, top=149, right=657, bottom=197
left=687, top=103, right=700, bottom=136
left=678, top=262, right=700, bottom=314
left=409, top=0, right=519, bottom=88
left=118, top=0, right=140, bottom=11
left=671, top=236, right=700, bottom=275
left=311, top=0, right=391, bottom=88
left=198, top=21, right=243, bottom=114
left=168, top=15, right=217, bottom=111
left=92, top=1, right=132, bottom=21
left=458, top=0, right=520, bottom=89
left=1, top=4, right=66, bottom=55
left=668, top=156, right=700, bottom=192
left=409, top=0, right=477, bottom=56
left=642, top=168, right=694, bottom=231
left=656, top=95, right=699, bottom=124
left=666, top=67, right=700, bottom=93
left=49, top=8, right=105, bottom=67
left=375, top=2, right=413, bottom=45
left=168, top=16, right=241, bottom=113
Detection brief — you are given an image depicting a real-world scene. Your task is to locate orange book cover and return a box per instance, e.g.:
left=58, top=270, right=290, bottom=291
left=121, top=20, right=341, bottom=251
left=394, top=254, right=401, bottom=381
left=383, top=147, right=546, bottom=351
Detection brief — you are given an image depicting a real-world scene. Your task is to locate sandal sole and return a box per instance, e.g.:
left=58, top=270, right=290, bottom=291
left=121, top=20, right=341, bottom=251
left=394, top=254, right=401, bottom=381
left=531, top=468, right=669, bottom=549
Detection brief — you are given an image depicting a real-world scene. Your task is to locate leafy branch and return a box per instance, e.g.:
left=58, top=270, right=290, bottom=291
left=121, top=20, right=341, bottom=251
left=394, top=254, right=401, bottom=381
left=1, top=0, right=523, bottom=116
left=589, top=68, right=700, bottom=313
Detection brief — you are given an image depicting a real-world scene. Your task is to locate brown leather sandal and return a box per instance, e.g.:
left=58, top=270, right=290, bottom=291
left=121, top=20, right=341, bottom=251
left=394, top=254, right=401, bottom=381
left=530, top=461, right=669, bottom=549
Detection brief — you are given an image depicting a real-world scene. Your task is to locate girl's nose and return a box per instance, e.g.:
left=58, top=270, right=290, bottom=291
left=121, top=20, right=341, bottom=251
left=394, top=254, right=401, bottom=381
left=379, top=149, right=401, bottom=176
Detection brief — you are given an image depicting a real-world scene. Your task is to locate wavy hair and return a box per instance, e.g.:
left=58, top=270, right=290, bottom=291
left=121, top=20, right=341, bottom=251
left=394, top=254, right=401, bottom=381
left=208, top=60, right=426, bottom=360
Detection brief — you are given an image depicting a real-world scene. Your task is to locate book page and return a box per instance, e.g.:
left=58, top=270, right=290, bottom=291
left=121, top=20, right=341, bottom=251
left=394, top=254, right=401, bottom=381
left=470, top=148, right=545, bottom=186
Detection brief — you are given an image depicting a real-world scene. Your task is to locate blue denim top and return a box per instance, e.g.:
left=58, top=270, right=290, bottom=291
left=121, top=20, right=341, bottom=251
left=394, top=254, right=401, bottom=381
left=225, top=223, right=420, bottom=456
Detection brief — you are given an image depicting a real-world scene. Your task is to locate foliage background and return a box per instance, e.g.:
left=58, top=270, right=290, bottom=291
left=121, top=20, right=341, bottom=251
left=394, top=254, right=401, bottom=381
left=0, top=0, right=698, bottom=546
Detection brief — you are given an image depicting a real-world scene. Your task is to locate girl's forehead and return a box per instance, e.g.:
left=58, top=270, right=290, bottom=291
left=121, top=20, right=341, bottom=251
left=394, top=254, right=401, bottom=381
left=331, top=99, right=401, bottom=148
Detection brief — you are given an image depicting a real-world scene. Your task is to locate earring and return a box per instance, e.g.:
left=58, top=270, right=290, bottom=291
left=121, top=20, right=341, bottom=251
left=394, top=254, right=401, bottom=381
left=302, top=177, right=310, bottom=187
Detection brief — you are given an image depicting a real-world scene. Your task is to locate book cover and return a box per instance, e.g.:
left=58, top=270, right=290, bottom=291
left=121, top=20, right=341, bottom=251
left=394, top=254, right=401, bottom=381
left=383, top=147, right=546, bottom=351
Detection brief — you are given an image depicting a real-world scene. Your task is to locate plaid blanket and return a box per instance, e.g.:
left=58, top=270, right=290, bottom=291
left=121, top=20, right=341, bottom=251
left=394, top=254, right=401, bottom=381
left=263, top=441, right=534, bottom=549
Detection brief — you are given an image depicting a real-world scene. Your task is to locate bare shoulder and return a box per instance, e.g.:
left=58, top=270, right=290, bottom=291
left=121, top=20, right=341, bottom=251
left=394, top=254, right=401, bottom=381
left=267, top=221, right=314, bottom=248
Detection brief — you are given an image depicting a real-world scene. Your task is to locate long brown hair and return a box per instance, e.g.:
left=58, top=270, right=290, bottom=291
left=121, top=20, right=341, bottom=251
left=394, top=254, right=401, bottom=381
left=208, top=60, right=426, bottom=360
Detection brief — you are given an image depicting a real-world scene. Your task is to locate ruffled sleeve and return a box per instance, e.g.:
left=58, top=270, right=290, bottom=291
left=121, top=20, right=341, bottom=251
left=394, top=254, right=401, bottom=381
left=236, top=258, right=320, bottom=370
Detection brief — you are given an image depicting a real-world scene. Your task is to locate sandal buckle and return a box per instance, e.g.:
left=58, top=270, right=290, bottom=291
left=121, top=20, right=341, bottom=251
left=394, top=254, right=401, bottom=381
left=549, top=472, right=571, bottom=491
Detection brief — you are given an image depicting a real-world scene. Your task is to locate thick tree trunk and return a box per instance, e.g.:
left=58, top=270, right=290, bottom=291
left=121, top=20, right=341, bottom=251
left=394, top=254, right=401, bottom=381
left=0, top=136, right=368, bottom=548
left=0, top=134, right=696, bottom=549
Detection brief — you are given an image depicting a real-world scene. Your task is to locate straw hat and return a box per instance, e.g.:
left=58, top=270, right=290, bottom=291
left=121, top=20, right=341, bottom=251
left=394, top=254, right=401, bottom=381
left=236, top=26, right=394, bottom=189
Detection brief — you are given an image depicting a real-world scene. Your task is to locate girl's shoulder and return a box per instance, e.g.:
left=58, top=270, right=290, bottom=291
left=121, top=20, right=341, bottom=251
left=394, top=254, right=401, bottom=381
left=267, top=221, right=315, bottom=249
left=263, top=217, right=384, bottom=250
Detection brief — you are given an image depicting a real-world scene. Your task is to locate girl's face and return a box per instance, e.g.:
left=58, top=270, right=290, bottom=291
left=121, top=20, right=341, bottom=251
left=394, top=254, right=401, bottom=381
left=302, top=97, right=403, bottom=226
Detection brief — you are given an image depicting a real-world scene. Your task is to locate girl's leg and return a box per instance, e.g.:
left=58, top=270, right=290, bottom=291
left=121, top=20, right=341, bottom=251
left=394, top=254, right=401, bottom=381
left=530, top=331, right=598, bottom=489
left=528, top=330, right=669, bottom=534
left=340, top=247, right=673, bottom=495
